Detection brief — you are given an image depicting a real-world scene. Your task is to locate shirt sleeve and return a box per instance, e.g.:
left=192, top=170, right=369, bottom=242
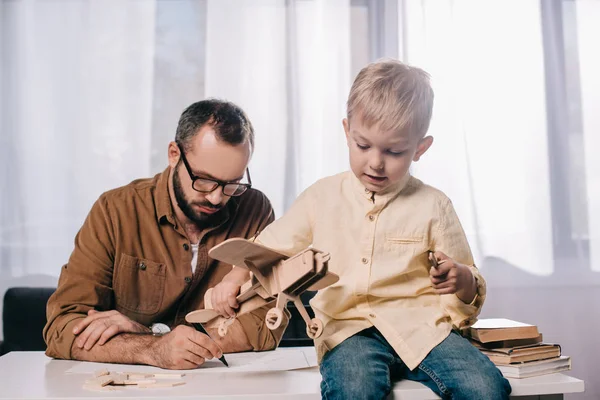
left=255, top=186, right=315, bottom=256
left=234, top=194, right=290, bottom=350
left=43, top=194, right=116, bottom=359
left=236, top=306, right=290, bottom=351
left=432, top=197, right=486, bottom=329
left=239, top=187, right=314, bottom=349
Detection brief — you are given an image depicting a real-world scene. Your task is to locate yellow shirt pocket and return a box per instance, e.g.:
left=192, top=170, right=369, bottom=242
left=384, top=235, right=427, bottom=258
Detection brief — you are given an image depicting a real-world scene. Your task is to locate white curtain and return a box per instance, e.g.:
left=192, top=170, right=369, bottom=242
left=577, top=0, right=600, bottom=272
left=204, top=0, right=351, bottom=216
left=403, top=0, right=553, bottom=277
left=0, top=0, right=157, bottom=280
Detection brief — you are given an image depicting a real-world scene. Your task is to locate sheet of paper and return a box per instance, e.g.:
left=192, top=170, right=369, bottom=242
left=472, top=318, right=534, bottom=329
left=65, top=348, right=317, bottom=375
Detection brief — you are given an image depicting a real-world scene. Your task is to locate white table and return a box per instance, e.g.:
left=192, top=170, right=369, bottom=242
left=0, top=350, right=584, bottom=399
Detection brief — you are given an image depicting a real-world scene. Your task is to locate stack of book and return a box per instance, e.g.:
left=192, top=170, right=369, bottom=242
left=466, top=318, right=571, bottom=378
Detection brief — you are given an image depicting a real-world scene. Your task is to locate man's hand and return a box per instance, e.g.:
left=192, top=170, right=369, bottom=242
left=211, top=281, right=241, bottom=318
left=73, top=310, right=149, bottom=350
left=149, top=325, right=223, bottom=369
left=429, top=251, right=477, bottom=304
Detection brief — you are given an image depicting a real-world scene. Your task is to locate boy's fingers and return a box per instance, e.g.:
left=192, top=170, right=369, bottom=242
left=430, top=265, right=450, bottom=277
left=430, top=275, right=447, bottom=284
left=227, top=293, right=239, bottom=309
left=433, top=251, right=449, bottom=261
left=432, top=260, right=453, bottom=275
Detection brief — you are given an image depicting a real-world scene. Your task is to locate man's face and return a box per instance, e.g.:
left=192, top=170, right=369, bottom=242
left=168, top=125, right=251, bottom=225
left=343, top=115, right=432, bottom=193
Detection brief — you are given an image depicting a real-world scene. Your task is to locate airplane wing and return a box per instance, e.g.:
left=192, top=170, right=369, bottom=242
left=208, top=238, right=288, bottom=271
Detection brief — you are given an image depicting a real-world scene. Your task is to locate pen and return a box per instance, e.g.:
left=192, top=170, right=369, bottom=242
left=192, top=323, right=229, bottom=367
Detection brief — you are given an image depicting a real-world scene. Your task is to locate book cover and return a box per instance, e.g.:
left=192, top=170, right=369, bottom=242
left=481, top=345, right=561, bottom=365
left=496, top=356, right=571, bottom=379
left=468, top=318, right=540, bottom=343
left=470, top=334, right=543, bottom=349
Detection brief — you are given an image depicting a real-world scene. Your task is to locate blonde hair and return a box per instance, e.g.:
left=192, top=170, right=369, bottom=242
left=347, top=59, right=434, bottom=138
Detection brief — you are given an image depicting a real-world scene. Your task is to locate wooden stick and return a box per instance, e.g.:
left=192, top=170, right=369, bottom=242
left=138, top=381, right=186, bottom=388
left=94, top=368, right=109, bottom=378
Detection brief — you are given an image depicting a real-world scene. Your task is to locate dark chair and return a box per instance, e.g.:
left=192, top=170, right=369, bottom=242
left=0, top=287, right=55, bottom=355
left=0, top=286, right=315, bottom=356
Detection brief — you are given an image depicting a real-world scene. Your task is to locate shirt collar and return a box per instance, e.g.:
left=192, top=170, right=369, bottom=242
left=155, top=167, right=176, bottom=225
left=350, top=171, right=412, bottom=205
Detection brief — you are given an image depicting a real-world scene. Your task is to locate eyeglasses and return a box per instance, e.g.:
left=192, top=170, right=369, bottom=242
left=177, top=143, right=252, bottom=197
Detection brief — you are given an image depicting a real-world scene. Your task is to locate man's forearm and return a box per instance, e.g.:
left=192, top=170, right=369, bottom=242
left=71, top=333, right=158, bottom=365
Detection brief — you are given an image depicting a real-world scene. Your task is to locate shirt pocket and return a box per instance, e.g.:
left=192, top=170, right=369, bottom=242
left=384, top=234, right=427, bottom=258
left=114, top=253, right=166, bottom=315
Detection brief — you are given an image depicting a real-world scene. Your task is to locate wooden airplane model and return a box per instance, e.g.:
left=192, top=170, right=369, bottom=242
left=185, top=238, right=338, bottom=339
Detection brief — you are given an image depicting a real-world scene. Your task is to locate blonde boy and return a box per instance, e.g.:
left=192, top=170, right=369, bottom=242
left=213, top=60, right=511, bottom=399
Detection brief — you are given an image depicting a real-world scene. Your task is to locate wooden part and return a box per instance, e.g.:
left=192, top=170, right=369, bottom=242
left=243, top=260, right=277, bottom=296
left=306, top=271, right=339, bottom=291
left=208, top=238, right=288, bottom=272
left=108, top=373, right=128, bottom=385
left=82, top=384, right=119, bottom=392
left=185, top=309, right=221, bottom=324
left=138, top=381, right=186, bottom=388
left=123, top=372, right=153, bottom=379
left=218, top=320, right=229, bottom=337
left=123, top=379, right=156, bottom=385
left=274, top=251, right=316, bottom=293
left=265, top=307, right=284, bottom=330
left=152, top=373, right=186, bottom=379
left=306, top=318, right=324, bottom=339
left=94, top=368, right=109, bottom=378
left=236, top=279, right=263, bottom=303
left=188, top=239, right=338, bottom=341
left=98, top=376, right=114, bottom=387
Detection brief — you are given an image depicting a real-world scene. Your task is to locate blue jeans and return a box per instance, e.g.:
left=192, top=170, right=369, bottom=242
left=320, top=327, right=511, bottom=400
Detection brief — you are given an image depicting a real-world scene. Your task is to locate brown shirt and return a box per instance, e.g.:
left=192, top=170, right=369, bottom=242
left=44, top=167, right=283, bottom=359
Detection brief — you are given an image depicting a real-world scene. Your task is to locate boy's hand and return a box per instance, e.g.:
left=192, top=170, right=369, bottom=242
left=211, top=281, right=241, bottom=318
left=428, top=251, right=477, bottom=304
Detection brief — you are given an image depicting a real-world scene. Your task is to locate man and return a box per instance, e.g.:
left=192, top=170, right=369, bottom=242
left=43, top=99, right=286, bottom=369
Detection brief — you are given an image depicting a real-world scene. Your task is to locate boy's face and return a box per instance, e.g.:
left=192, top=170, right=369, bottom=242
left=343, top=115, right=433, bottom=193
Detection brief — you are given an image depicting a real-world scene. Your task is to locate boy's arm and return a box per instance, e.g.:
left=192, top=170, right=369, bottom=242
left=432, top=197, right=486, bottom=329
left=254, top=186, right=315, bottom=254
left=214, top=188, right=314, bottom=317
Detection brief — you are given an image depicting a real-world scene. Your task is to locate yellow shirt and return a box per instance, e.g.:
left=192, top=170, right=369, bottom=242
left=256, top=171, right=486, bottom=370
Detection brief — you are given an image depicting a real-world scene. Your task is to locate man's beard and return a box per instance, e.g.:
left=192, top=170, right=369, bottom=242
left=173, top=164, right=227, bottom=225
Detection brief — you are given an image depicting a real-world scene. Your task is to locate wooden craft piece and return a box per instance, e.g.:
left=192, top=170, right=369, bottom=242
left=94, top=368, right=109, bottom=378
left=186, top=239, right=339, bottom=340
left=138, top=381, right=186, bottom=388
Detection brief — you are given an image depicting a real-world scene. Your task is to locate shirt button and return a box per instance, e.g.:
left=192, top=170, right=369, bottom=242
left=368, top=215, right=375, bottom=221
left=139, top=263, right=146, bottom=271
left=361, top=258, right=368, bottom=264
left=364, top=188, right=370, bottom=194
left=183, top=243, right=190, bottom=251
left=369, top=313, right=376, bottom=318
left=184, top=277, right=192, bottom=284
